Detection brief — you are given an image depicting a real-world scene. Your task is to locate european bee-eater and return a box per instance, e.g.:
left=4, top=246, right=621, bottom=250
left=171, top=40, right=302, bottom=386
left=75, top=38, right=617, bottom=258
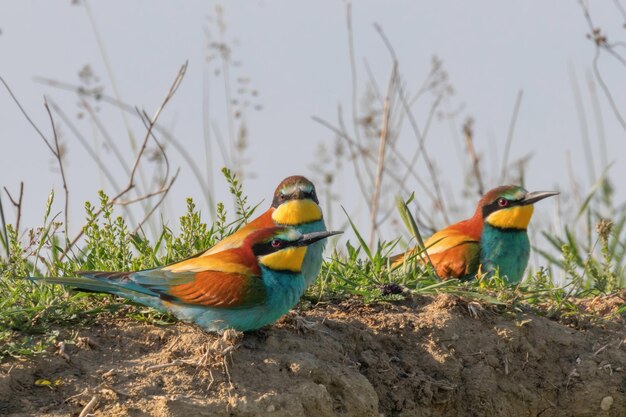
left=28, top=227, right=341, bottom=332
left=203, top=176, right=327, bottom=288
left=392, top=185, right=558, bottom=284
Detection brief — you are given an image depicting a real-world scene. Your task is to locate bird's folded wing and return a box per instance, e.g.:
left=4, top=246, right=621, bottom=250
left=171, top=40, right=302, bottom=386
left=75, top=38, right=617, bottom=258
left=201, top=210, right=275, bottom=255
left=428, top=240, right=480, bottom=279
left=160, top=270, right=266, bottom=308
left=422, top=228, right=478, bottom=255
left=82, top=248, right=267, bottom=308
left=391, top=228, right=480, bottom=278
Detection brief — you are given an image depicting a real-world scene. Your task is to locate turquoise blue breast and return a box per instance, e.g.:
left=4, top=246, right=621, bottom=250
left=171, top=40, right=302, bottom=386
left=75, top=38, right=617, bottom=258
left=480, top=224, right=530, bottom=285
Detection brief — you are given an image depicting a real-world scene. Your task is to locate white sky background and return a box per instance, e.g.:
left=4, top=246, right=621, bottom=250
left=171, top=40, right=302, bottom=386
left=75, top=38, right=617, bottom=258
left=1, top=1, right=625, bottom=259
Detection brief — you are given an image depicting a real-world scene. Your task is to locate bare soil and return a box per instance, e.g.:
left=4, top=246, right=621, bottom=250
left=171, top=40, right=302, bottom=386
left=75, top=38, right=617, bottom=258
left=1, top=294, right=625, bottom=417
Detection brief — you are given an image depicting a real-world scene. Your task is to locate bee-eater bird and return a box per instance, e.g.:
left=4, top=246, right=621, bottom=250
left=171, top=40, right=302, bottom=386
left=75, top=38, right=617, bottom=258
left=391, top=185, right=558, bottom=284
left=28, top=227, right=341, bottom=332
left=203, top=176, right=327, bottom=288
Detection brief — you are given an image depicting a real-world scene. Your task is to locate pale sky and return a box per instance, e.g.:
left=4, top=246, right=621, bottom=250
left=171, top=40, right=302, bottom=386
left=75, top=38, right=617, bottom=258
left=1, top=1, right=625, bottom=252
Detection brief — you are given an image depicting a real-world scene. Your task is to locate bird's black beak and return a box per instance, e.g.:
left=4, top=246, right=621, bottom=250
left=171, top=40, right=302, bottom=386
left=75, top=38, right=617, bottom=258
left=520, top=191, right=559, bottom=206
left=294, top=230, right=343, bottom=247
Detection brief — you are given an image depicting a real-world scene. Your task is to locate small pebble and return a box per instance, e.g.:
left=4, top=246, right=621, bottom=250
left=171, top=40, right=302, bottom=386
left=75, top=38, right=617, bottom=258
left=600, top=396, right=613, bottom=411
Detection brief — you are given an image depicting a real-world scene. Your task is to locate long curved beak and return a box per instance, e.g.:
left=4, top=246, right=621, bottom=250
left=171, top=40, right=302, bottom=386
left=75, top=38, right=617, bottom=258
left=295, top=230, right=343, bottom=247
left=520, top=191, right=559, bottom=205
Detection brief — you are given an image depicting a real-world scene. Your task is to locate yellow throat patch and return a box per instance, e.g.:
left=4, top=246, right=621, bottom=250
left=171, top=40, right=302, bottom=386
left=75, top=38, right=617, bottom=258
left=260, top=247, right=307, bottom=272
left=272, top=199, right=322, bottom=226
left=486, top=205, right=534, bottom=230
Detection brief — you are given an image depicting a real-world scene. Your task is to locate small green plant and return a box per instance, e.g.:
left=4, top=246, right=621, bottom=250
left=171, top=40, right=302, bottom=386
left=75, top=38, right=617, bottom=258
left=538, top=183, right=626, bottom=295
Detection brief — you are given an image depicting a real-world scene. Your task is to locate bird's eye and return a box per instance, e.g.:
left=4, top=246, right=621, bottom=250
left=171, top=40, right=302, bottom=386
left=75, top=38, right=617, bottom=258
left=271, top=239, right=282, bottom=248
left=497, top=198, right=509, bottom=207
left=279, top=194, right=286, bottom=202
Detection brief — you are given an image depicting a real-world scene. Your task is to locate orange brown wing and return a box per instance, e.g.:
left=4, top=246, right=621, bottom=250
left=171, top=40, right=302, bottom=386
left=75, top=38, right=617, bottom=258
left=391, top=227, right=480, bottom=279
left=426, top=241, right=480, bottom=278
left=164, top=270, right=266, bottom=307
left=126, top=247, right=267, bottom=308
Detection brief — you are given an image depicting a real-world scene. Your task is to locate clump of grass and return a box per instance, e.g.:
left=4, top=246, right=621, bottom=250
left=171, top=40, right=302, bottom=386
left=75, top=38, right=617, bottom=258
left=537, top=182, right=625, bottom=294
left=311, top=202, right=505, bottom=305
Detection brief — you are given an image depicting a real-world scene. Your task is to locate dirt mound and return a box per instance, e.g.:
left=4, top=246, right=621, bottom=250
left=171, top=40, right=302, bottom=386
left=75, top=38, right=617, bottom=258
left=1, top=294, right=625, bottom=417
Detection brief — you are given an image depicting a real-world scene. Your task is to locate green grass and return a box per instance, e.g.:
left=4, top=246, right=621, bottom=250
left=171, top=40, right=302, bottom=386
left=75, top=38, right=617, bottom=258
left=1, top=171, right=625, bottom=360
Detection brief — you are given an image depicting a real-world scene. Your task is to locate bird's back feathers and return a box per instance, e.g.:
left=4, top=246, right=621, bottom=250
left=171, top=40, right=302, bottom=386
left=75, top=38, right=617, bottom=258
left=391, top=215, right=482, bottom=279
left=201, top=210, right=275, bottom=256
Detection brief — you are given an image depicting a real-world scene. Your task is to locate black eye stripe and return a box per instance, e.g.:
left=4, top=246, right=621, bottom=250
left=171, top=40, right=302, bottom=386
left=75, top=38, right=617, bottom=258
left=252, top=238, right=292, bottom=256
left=482, top=197, right=523, bottom=218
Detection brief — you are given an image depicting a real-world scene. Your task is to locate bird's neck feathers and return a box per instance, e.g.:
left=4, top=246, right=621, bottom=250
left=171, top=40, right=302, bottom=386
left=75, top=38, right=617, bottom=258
left=459, top=213, right=484, bottom=237
left=259, top=247, right=307, bottom=273
left=163, top=247, right=261, bottom=275
left=485, top=205, right=534, bottom=230
left=246, top=209, right=276, bottom=229
left=272, top=199, right=322, bottom=226
left=446, top=208, right=484, bottom=240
